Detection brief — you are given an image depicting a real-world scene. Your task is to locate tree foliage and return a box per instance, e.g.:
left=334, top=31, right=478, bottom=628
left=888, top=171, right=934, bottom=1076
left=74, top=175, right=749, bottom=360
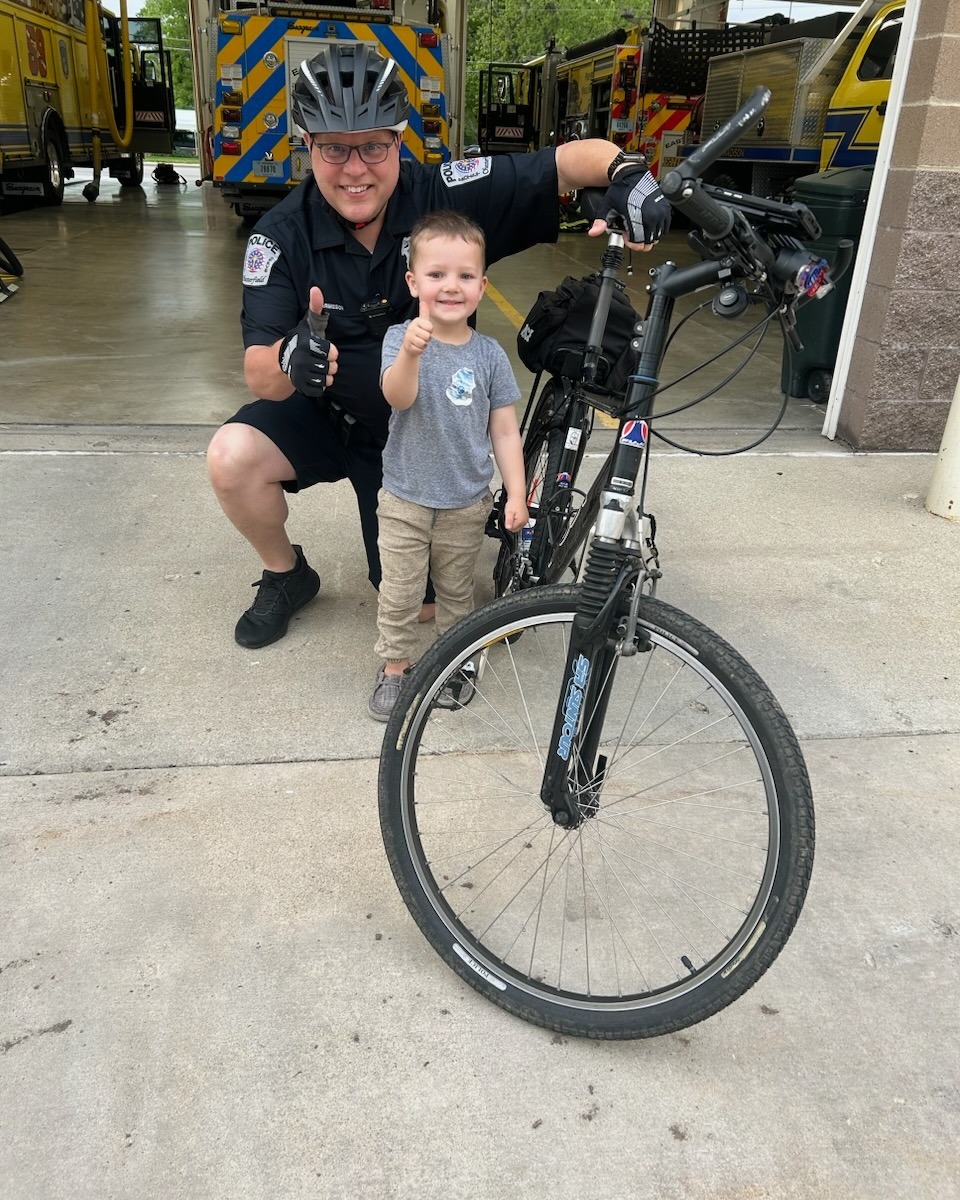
left=138, top=0, right=193, bottom=110
left=467, top=0, right=650, bottom=67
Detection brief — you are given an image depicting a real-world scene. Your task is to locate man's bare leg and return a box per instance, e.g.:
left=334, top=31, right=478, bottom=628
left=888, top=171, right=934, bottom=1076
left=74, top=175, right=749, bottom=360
left=208, top=423, right=322, bottom=647
left=207, top=423, right=298, bottom=571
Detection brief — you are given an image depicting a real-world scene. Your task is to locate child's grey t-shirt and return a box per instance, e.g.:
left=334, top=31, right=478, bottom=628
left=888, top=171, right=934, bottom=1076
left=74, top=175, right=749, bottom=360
left=380, top=323, right=521, bottom=509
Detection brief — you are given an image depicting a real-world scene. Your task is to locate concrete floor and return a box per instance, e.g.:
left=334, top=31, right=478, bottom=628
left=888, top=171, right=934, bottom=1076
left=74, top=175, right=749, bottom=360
left=1, top=166, right=958, bottom=1200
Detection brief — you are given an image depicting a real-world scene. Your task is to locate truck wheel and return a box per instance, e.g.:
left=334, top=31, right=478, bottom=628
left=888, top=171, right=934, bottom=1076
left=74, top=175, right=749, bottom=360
left=807, top=369, right=832, bottom=404
left=116, top=154, right=144, bottom=187
left=41, top=134, right=65, bottom=206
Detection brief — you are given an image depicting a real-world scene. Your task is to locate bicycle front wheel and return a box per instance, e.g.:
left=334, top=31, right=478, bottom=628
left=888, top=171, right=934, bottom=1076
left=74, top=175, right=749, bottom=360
left=379, top=586, right=814, bottom=1039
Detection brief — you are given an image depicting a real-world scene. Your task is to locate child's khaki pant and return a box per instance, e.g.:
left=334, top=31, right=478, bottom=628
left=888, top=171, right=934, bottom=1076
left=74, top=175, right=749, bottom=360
left=375, top=488, right=491, bottom=663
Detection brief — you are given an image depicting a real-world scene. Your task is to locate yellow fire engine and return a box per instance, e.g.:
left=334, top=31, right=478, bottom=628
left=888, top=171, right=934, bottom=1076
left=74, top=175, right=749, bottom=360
left=476, top=22, right=765, bottom=178
left=0, top=0, right=175, bottom=204
left=187, top=0, right=465, bottom=221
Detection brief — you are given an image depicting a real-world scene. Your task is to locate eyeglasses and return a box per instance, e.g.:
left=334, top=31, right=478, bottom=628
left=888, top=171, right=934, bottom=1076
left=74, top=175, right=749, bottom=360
left=310, top=139, right=396, bottom=165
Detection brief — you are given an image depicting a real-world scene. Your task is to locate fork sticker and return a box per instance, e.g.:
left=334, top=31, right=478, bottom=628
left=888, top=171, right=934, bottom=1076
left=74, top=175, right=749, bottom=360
left=619, top=419, right=649, bottom=448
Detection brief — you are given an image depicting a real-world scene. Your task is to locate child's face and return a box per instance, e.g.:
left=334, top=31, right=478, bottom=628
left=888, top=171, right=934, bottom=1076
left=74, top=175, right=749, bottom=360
left=406, top=234, right=487, bottom=328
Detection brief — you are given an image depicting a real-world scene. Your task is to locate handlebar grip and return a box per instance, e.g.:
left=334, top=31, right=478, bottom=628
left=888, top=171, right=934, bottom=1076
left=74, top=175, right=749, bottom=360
left=681, top=85, right=771, bottom=179
left=659, top=173, right=735, bottom=240
left=659, top=85, right=771, bottom=242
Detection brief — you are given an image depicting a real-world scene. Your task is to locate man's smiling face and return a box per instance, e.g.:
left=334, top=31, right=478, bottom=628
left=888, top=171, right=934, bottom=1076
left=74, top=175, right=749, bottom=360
left=308, top=130, right=401, bottom=230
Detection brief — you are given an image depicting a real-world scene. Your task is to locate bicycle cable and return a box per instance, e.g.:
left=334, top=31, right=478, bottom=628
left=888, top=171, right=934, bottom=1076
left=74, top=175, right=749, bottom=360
left=648, top=315, right=775, bottom=420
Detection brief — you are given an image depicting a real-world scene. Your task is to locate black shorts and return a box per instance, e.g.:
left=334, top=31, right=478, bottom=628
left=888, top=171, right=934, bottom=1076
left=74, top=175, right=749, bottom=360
left=224, top=393, right=382, bottom=494
left=224, top=393, right=389, bottom=588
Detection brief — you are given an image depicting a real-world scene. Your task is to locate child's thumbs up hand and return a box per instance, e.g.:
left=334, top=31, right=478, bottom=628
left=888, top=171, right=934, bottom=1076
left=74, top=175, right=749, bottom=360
left=404, top=301, right=433, bottom=355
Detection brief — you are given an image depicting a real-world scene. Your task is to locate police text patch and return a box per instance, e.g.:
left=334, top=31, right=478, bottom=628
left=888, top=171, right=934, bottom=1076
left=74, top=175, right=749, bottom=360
left=243, top=235, right=281, bottom=287
left=440, top=158, right=493, bottom=188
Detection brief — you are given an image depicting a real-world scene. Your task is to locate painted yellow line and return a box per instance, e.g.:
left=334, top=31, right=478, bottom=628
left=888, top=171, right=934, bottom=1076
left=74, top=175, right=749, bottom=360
left=483, top=281, right=526, bottom=328
left=484, top=281, right=618, bottom=429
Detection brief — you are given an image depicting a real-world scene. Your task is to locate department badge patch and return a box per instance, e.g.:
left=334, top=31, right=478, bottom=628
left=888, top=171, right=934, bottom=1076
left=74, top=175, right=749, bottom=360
left=439, top=158, right=493, bottom=188
left=242, top=235, right=281, bottom=286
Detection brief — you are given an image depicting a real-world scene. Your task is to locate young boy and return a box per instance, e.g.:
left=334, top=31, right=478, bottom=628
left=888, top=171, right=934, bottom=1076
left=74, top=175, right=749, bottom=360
left=369, top=210, right=528, bottom=721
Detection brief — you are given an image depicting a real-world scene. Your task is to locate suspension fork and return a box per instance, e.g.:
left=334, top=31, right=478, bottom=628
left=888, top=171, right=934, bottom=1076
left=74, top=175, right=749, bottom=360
left=539, top=274, right=678, bottom=826
left=538, top=542, right=638, bottom=827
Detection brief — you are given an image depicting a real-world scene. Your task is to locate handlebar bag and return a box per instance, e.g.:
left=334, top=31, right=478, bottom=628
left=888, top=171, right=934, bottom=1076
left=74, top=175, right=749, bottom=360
left=517, top=273, right=638, bottom=394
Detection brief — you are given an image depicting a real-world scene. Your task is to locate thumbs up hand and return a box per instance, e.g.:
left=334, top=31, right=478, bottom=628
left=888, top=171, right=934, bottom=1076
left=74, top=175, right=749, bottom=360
left=278, top=285, right=338, bottom=397
left=403, top=301, right=433, bottom=356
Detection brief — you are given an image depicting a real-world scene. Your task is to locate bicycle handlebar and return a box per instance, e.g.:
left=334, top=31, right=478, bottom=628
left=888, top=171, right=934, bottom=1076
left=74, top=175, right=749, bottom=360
left=660, top=85, right=771, bottom=241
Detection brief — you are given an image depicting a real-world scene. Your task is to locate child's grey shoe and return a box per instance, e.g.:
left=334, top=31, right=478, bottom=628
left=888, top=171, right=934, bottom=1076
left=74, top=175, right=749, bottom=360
left=369, top=665, right=405, bottom=722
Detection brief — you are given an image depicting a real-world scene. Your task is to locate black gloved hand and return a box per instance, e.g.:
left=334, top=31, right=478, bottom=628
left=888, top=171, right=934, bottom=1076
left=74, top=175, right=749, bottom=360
left=278, top=312, right=331, bottom=398
left=602, top=156, right=671, bottom=245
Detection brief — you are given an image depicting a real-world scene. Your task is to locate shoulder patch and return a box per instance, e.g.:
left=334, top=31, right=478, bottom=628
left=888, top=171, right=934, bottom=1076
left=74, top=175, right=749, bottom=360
left=243, top=234, right=282, bottom=287
left=439, top=158, right=493, bottom=188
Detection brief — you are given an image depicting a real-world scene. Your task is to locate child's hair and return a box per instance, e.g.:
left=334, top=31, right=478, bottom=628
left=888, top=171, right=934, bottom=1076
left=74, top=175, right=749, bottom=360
left=407, top=210, right=486, bottom=270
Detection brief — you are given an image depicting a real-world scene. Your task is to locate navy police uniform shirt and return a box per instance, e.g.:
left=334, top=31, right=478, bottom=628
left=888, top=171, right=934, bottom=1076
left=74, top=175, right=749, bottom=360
left=240, top=150, right=560, bottom=444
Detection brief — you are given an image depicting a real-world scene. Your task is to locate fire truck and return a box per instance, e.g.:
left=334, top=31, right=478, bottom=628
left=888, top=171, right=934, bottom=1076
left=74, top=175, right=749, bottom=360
left=476, top=21, right=766, bottom=178
left=687, top=0, right=902, bottom=194
left=0, top=0, right=175, bottom=205
left=187, top=0, right=466, bottom=221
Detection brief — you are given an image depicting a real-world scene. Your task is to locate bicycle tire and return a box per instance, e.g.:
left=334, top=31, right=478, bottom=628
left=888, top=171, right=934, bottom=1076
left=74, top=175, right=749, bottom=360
left=379, top=585, right=814, bottom=1039
left=0, top=236, right=24, bottom=278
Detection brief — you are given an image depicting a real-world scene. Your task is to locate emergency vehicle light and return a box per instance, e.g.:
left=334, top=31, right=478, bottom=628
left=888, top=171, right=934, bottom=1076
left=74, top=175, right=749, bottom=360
left=418, top=32, right=440, bottom=47
left=223, top=90, right=243, bottom=106
left=420, top=102, right=440, bottom=118
left=422, top=119, right=441, bottom=135
left=220, top=139, right=241, bottom=155
left=222, top=108, right=242, bottom=123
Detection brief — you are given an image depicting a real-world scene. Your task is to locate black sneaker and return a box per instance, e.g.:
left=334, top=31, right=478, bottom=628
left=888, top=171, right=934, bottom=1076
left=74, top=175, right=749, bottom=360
left=234, top=545, right=320, bottom=648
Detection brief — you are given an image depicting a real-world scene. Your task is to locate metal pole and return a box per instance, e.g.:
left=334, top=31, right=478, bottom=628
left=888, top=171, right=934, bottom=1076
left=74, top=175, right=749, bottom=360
left=926, top=375, right=960, bottom=522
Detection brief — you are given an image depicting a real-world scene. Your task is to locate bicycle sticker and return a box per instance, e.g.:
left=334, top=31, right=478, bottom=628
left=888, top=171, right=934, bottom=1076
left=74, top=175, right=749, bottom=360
left=564, top=428, right=582, bottom=451
left=619, top=419, right=649, bottom=448
left=612, top=476, right=633, bottom=489
left=557, top=654, right=590, bottom=761
left=556, top=471, right=572, bottom=488
left=452, top=943, right=507, bottom=990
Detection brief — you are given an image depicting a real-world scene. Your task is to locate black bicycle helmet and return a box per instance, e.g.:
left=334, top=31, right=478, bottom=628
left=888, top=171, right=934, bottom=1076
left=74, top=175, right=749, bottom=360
left=292, top=43, right=411, bottom=134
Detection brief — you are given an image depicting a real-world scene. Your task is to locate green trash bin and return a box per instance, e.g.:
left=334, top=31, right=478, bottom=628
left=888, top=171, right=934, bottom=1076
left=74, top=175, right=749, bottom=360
left=781, top=166, right=874, bottom=403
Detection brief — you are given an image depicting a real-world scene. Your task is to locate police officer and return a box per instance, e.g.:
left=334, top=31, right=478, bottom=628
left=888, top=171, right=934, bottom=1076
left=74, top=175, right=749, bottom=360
left=207, top=42, right=670, bottom=649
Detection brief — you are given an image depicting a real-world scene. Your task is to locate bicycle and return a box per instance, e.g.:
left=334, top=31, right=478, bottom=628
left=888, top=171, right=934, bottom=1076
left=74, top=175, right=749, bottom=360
left=378, top=87, right=849, bottom=1040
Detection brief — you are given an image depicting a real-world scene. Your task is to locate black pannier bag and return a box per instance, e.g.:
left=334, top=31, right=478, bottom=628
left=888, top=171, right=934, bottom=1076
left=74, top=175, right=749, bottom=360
left=516, top=273, right=639, bottom=395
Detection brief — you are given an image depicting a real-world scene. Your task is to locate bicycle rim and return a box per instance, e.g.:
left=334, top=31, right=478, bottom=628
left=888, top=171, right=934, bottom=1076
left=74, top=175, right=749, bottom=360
left=379, top=586, right=814, bottom=1039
